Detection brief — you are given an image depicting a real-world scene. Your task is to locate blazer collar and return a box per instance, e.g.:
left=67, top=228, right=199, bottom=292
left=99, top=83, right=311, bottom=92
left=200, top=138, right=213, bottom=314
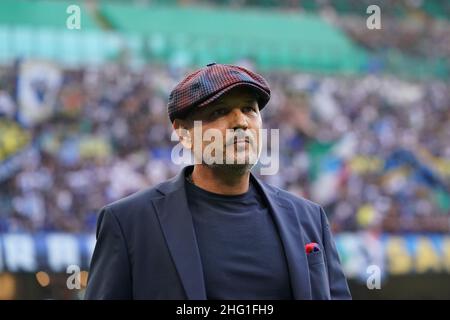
left=152, top=165, right=206, bottom=299
left=153, top=165, right=311, bottom=300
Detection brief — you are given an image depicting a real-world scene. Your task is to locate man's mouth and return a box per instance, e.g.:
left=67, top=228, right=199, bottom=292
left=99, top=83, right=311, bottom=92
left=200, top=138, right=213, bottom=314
left=234, top=137, right=250, bottom=144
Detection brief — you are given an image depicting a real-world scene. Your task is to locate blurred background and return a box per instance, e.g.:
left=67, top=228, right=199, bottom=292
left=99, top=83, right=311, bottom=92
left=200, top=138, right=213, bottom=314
left=0, top=0, right=449, bottom=299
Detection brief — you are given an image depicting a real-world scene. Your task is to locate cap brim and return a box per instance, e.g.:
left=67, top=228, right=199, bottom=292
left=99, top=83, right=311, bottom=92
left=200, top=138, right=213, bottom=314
left=197, top=82, right=270, bottom=110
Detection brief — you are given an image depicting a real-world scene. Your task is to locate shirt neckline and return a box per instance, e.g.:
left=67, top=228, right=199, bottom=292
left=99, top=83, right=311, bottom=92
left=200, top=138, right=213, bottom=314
left=185, top=176, right=255, bottom=202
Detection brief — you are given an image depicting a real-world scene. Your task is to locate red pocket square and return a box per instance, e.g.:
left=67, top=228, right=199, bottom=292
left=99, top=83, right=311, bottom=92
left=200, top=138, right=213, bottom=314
left=305, top=242, right=320, bottom=254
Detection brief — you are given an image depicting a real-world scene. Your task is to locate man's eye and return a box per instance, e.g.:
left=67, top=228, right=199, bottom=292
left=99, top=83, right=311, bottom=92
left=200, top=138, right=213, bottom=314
left=243, top=106, right=256, bottom=113
left=211, top=108, right=228, bottom=117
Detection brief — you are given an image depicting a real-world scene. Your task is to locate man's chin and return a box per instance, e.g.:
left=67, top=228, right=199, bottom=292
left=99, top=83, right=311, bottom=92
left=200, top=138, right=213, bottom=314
left=205, top=162, right=255, bottom=175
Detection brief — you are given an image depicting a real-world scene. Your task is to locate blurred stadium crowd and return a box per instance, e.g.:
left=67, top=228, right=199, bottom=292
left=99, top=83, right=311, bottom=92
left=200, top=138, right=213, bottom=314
left=1, top=61, right=449, bottom=234
left=0, top=0, right=449, bottom=236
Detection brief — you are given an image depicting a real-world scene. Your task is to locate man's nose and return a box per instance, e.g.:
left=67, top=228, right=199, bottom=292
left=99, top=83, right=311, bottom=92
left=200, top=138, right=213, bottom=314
left=229, top=108, right=248, bottom=130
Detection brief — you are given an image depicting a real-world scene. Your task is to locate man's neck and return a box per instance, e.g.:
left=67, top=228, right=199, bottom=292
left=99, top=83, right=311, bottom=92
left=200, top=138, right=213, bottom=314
left=190, top=165, right=250, bottom=195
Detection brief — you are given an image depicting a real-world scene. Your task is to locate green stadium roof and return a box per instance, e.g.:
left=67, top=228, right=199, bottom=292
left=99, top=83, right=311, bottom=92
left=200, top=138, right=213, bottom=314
left=0, top=0, right=98, bottom=29
left=100, top=4, right=367, bottom=73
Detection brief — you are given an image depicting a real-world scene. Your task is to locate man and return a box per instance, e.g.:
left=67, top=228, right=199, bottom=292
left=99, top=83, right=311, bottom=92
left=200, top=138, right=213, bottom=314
left=85, top=63, right=351, bottom=300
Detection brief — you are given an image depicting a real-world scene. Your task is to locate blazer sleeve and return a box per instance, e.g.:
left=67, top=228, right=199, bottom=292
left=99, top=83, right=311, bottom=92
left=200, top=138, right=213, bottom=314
left=84, top=206, right=132, bottom=299
left=320, top=207, right=352, bottom=300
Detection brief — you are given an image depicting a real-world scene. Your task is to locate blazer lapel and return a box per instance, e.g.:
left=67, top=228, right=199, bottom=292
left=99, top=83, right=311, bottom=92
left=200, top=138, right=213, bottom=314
left=252, top=174, right=312, bottom=300
left=151, top=166, right=312, bottom=300
left=152, top=167, right=207, bottom=300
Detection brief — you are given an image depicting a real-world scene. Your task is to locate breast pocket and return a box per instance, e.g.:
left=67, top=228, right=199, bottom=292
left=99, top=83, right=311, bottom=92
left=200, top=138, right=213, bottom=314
left=307, top=250, right=325, bottom=266
left=307, top=251, right=331, bottom=299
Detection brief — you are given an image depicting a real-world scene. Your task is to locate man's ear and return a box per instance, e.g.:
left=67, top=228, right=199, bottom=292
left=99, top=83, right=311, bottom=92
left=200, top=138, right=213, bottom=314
left=173, top=119, right=192, bottom=149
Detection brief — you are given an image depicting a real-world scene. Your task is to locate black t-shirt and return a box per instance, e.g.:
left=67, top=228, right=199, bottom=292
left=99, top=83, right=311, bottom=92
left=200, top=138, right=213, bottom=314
left=185, top=177, right=293, bottom=300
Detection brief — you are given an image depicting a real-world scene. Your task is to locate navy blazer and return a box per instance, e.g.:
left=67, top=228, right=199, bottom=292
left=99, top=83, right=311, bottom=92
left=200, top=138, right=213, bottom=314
left=85, top=166, right=351, bottom=300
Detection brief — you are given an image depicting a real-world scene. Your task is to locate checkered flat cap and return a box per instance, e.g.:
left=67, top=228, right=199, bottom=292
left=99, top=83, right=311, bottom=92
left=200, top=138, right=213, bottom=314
left=167, top=63, right=271, bottom=122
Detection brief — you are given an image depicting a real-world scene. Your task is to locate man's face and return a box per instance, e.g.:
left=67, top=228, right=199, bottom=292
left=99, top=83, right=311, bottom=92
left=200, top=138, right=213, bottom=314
left=175, top=86, right=263, bottom=171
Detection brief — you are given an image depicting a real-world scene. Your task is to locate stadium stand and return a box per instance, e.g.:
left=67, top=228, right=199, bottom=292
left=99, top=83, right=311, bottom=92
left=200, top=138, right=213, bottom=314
left=0, top=0, right=449, bottom=299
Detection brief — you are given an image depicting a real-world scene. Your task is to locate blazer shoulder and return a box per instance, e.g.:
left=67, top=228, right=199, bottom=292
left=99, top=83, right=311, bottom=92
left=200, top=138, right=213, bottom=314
left=263, top=181, right=322, bottom=211
left=258, top=184, right=324, bottom=232
left=261, top=182, right=328, bottom=242
left=101, top=182, right=167, bottom=220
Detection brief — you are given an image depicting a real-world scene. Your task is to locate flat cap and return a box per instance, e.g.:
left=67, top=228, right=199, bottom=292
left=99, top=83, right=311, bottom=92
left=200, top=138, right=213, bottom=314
left=167, top=63, right=270, bottom=122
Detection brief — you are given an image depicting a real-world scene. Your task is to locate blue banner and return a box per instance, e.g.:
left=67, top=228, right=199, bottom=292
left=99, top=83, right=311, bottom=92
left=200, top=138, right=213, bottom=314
left=1, top=232, right=449, bottom=277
